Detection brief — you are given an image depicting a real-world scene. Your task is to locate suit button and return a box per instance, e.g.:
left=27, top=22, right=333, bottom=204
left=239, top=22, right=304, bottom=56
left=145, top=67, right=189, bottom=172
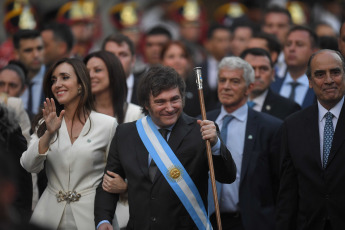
left=151, top=217, right=156, bottom=222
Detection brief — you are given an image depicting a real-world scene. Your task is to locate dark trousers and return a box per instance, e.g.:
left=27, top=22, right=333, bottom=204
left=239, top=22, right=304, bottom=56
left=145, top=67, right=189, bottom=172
left=210, top=212, right=244, bottom=230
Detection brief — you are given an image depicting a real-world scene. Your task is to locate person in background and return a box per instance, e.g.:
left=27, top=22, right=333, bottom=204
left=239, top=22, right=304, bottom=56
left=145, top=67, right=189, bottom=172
left=241, top=48, right=301, bottom=120
left=21, top=58, right=117, bottom=230
left=84, top=51, right=144, bottom=124
left=0, top=104, right=32, bottom=225
left=40, top=22, right=74, bottom=69
left=13, top=29, right=45, bottom=119
left=198, top=24, right=232, bottom=111
left=102, top=33, right=143, bottom=105
left=338, top=21, right=345, bottom=58
left=262, top=5, right=293, bottom=79
left=0, top=60, right=31, bottom=143
left=246, top=32, right=281, bottom=66
left=160, top=41, right=201, bottom=117
left=143, top=26, right=172, bottom=67
left=271, top=25, right=319, bottom=109
left=230, top=20, right=256, bottom=57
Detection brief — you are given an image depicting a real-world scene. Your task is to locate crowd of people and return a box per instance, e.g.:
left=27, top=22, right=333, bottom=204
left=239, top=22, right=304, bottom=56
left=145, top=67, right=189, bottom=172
left=0, top=0, right=345, bottom=230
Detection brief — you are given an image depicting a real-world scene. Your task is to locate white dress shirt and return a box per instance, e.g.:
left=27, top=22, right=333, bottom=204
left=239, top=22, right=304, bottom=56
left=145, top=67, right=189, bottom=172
left=126, top=73, right=134, bottom=103
left=250, top=89, right=268, bottom=112
left=215, top=103, right=248, bottom=212
left=279, top=72, right=309, bottom=106
left=318, top=97, right=344, bottom=167
left=207, top=56, right=219, bottom=90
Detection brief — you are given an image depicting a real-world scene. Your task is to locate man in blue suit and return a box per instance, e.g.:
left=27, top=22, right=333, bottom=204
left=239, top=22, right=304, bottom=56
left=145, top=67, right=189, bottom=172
left=270, top=25, right=318, bottom=109
left=207, top=56, right=282, bottom=230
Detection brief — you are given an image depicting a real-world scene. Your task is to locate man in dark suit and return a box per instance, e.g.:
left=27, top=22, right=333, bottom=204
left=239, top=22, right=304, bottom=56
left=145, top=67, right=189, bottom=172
left=102, top=33, right=145, bottom=105
left=207, top=56, right=282, bottom=230
left=94, top=65, right=236, bottom=230
left=270, top=25, right=318, bottom=109
left=197, top=24, right=232, bottom=112
left=240, top=48, right=301, bottom=120
left=276, top=49, right=345, bottom=230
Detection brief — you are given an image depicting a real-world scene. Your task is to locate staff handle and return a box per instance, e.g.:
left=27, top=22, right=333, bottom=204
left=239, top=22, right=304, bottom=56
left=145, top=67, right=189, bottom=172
left=194, top=67, right=222, bottom=230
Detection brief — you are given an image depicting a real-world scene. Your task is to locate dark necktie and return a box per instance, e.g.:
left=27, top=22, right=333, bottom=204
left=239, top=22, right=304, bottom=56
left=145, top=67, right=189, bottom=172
left=323, top=112, right=334, bottom=168
left=220, top=115, right=234, bottom=143
left=288, top=81, right=300, bottom=101
left=27, top=81, right=34, bottom=116
left=247, top=101, right=256, bottom=108
left=149, top=129, right=169, bottom=182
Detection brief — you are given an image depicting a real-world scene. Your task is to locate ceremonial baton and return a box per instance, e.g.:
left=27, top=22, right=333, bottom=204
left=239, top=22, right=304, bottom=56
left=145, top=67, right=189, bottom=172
left=194, top=67, right=222, bottom=230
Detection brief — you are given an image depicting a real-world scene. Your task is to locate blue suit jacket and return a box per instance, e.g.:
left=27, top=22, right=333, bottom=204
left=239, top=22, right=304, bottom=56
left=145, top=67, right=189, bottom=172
left=207, top=108, right=282, bottom=230
left=270, top=75, right=316, bottom=109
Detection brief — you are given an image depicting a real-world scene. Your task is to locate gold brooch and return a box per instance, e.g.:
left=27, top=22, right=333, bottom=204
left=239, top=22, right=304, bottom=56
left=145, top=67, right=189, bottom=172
left=56, top=191, right=81, bottom=203
left=167, top=166, right=183, bottom=182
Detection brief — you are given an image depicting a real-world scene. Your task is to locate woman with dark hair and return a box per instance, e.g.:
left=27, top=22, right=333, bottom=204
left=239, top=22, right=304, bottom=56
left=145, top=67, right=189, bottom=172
left=20, top=58, right=117, bottom=230
left=160, top=41, right=201, bottom=117
left=84, top=51, right=143, bottom=124
left=84, top=51, right=143, bottom=229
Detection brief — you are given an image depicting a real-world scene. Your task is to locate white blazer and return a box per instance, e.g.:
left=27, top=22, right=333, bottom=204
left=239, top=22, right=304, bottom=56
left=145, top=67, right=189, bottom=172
left=124, top=103, right=144, bottom=123
left=21, top=111, right=117, bottom=230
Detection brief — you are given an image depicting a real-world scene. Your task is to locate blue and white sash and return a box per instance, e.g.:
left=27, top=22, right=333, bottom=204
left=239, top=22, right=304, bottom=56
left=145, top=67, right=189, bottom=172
left=136, top=116, right=212, bottom=230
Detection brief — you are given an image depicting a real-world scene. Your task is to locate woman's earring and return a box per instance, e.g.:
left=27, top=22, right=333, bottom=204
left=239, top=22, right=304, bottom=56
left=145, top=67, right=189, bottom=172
left=78, top=87, right=82, bottom=94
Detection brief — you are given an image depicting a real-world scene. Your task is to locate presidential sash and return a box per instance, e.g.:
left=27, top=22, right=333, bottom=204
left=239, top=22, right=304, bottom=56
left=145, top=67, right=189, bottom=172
left=136, top=116, right=212, bottom=230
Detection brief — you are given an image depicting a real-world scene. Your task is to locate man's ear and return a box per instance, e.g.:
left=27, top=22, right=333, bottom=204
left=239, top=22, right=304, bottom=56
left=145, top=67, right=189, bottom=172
left=14, top=49, right=20, bottom=60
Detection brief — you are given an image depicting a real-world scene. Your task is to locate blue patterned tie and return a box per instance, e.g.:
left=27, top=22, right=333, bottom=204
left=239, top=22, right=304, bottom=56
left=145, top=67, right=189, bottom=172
left=220, top=115, right=234, bottom=143
left=247, top=101, right=256, bottom=108
left=323, top=112, right=334, bottom=168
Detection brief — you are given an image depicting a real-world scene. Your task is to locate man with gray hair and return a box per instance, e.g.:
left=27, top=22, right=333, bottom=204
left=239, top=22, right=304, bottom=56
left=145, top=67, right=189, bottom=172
left=207, top=56, right=282, bottom=230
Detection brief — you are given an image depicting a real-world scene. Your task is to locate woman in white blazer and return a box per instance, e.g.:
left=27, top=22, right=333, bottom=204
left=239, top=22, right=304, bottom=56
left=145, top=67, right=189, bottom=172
left=21, top=58, right=117, bottom=230
left=84, top=51, right=144, bottom=229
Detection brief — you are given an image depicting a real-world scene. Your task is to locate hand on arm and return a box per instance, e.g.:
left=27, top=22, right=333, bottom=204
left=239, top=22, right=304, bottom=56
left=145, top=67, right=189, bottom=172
left=102, top=171, right=128, bottom=194
left=38, top=98, right=65, bottom=154
left=197, top=120, right=218, bottom=146
left=98, top=222, right=113, bottom=230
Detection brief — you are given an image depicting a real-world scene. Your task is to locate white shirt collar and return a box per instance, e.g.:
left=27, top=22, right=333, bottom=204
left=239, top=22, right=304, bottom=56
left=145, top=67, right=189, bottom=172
left=126, top=73, right=134, bottom=89
left=220, top=102, right=248, bottom=122
left=251, top=89, right=268, bottom=111
left=284, top=72, right=309, bottom=86
left=318, top=96, right=344, bottom=122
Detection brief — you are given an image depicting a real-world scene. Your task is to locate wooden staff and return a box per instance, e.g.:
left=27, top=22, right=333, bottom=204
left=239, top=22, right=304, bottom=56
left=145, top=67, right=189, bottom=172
left=194, top=67, right=222, bottom=230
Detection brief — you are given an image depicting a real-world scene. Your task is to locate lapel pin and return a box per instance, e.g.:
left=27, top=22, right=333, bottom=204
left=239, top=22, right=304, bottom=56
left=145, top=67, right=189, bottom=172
left=266, top=105, right=271, bottom=111
left=248, top=135, right=253, bottom=140
left=87, top=139, right=91, bottom=143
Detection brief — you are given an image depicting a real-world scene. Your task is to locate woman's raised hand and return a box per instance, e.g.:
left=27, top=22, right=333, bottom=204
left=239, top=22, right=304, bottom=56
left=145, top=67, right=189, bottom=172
left=43, top=98, right=65, bottom=135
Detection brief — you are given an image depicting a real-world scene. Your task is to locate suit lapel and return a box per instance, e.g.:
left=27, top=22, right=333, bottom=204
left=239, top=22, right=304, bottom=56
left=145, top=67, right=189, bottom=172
left=262, top=89, right=274, bottom=113
left=240, top=109, right=258, bottom=183
left=327, top=103, right=345, bottom=167
left=305, top=105, right=322, bottom=169
left=135, top=123, right=151, bottom=181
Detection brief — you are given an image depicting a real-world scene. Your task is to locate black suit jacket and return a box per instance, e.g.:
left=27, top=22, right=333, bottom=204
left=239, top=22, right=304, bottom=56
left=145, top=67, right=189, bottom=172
left=207, top=108, right=282, bottom=230
left=276, top=102, right=345, bottom=230
left=130, top=72, right=143, bottom=105
left=196, top=59, right=220, bottom=112
left=262, top=89, right=301, bottom=120
left=94, top=113, right=236, bottom=230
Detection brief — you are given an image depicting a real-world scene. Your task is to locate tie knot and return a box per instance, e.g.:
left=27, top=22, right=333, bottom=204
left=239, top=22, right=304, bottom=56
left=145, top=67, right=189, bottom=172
left=290, top=81, right=300, bottom=88
left=325, top=112, right=334, bottom=120
left=247, top=101, right=256, bottom=108
left=159, top=128, right=169, bottom=140
left=222, top=115, right=234, bottom=127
